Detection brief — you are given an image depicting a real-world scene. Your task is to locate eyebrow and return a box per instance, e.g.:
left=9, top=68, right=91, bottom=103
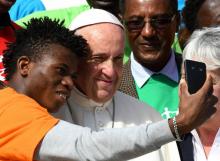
left=127, top=13, right=173, bottom=19
left=90, top=53, right=108, bottom=57
left=57, top=63, right=69, bottom=69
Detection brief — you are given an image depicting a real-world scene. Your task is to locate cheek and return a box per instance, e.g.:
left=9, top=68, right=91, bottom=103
left=127, top=32, right=139, bottom=46
left=213, top=85, right=220, bottom=97
left=81, top=70, right=98, bottom=94
left=115, top=66, right=122, bottom=79
left=159, top=25, right=176, bottom=42
left=159, top=32, right=173, bottom=45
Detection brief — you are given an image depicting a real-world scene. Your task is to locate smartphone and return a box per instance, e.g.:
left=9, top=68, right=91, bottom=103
left=184, top=59, right=206, bottom=94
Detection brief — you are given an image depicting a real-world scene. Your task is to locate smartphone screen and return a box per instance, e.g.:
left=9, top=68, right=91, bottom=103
left=184, top=59, right=206, bottom=94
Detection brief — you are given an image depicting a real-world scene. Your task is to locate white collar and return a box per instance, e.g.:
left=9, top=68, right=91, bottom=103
left=191, top=128, right=220, bottom=161
left=68, top=86, right=112, bottom=111
left=131, top=50, right=179, bottom=88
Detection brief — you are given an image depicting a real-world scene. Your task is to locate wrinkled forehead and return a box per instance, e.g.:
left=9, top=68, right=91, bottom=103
left=75, top=24, right=125, bottom=59
left=123, top=0, right=176, bottom=16
left=76, top=23, right=124, bottom=43
left=75, top=22, right=124, bottom=35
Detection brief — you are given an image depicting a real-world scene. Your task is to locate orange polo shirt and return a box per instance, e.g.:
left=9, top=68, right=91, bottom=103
left=0, top=87, right=58, bottom=161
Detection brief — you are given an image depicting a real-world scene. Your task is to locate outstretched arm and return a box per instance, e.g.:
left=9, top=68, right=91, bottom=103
left=35, top=119, right=173, bottom=161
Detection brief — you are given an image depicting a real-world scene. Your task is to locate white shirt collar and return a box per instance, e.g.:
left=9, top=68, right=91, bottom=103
left=191, top=128, right=220, bottom=161
left=131, top=50, right=179, bottom=88
left=69, top=86, right=112, bottom=111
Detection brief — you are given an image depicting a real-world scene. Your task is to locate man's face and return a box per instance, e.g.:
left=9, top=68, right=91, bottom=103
left=197, top=0, right=220, bottom=28
left=123, top=0, right=178, bottom=72
left=75, top=23, right=125, bottom=103
left=22, top=44, right=77, bottom=112
left=0, top=0, right=16, bottom=13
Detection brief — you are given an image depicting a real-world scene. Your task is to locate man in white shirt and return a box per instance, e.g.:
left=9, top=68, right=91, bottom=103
left=54, top=9, right=180, bottom=161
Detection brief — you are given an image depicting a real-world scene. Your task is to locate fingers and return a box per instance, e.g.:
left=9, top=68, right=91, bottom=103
left=198, top=74, right=213, bottom=96
left=177, top=74, right=218, bottom=134
left=207, top=95, right=218, bottom=111
left=179, top=79, right=189, bottom=97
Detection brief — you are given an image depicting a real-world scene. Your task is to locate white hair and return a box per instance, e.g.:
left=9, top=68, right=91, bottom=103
left=183, top=27, right=220, bottom=70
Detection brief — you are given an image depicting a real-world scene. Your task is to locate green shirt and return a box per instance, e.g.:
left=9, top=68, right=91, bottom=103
left=135, top=74, right=179, bottom=119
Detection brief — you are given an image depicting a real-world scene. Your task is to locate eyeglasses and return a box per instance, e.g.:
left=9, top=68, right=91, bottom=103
left=125, top=15, right=176, bottom=32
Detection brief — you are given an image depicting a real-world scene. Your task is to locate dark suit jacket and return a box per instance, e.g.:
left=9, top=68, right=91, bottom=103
left=177, top=133, right=194, bottom=161
left=119, top=52, right=182, bottom=98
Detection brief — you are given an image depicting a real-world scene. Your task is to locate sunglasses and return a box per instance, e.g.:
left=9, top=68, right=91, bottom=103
left=125, top=14, right=176, bottom=32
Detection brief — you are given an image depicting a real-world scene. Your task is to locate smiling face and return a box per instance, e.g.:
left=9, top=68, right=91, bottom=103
left=19, top=44, right=77, bottom=112
left=123, top=0, right=178, bottom=72
left=75, top=23, right=125, bottom=103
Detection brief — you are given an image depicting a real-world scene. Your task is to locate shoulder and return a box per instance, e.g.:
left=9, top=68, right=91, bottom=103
left=0, top=88, right=53, bottom=118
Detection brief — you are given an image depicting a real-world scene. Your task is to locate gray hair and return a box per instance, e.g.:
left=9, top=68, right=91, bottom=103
left=183, top=27, right=220, bottom=70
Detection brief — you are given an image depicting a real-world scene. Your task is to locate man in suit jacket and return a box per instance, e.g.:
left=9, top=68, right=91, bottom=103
left=119, top=0, right=182, bottom=119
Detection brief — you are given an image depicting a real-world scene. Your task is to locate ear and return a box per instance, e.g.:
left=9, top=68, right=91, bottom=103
left=17, top=56, right=32, bottom=77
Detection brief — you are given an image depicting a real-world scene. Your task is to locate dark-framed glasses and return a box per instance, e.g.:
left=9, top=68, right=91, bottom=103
left=125, top=14, right=176, bottom=31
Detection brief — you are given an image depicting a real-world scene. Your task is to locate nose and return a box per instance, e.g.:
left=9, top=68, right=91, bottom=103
left=100, top=59, right=115, bottom=78
left=141, top=22, right=156, bottom=38
left=61, top=76, right=74, bottom=91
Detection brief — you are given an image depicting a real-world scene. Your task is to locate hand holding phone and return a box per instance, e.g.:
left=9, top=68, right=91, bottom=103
left=184, top=59, right=206, bottom=94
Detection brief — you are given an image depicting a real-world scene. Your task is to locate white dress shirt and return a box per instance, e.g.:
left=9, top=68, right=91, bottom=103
left=192, top=129, right=220, bottom=161
left=130, top=50, right=179, bottom=88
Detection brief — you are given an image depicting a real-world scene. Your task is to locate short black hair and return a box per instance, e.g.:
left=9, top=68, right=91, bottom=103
left=182, top=0, right=206, bottom=33
left=119, top=0, right=178, bottom=15
left=3, top=17, right=90, bottom=81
